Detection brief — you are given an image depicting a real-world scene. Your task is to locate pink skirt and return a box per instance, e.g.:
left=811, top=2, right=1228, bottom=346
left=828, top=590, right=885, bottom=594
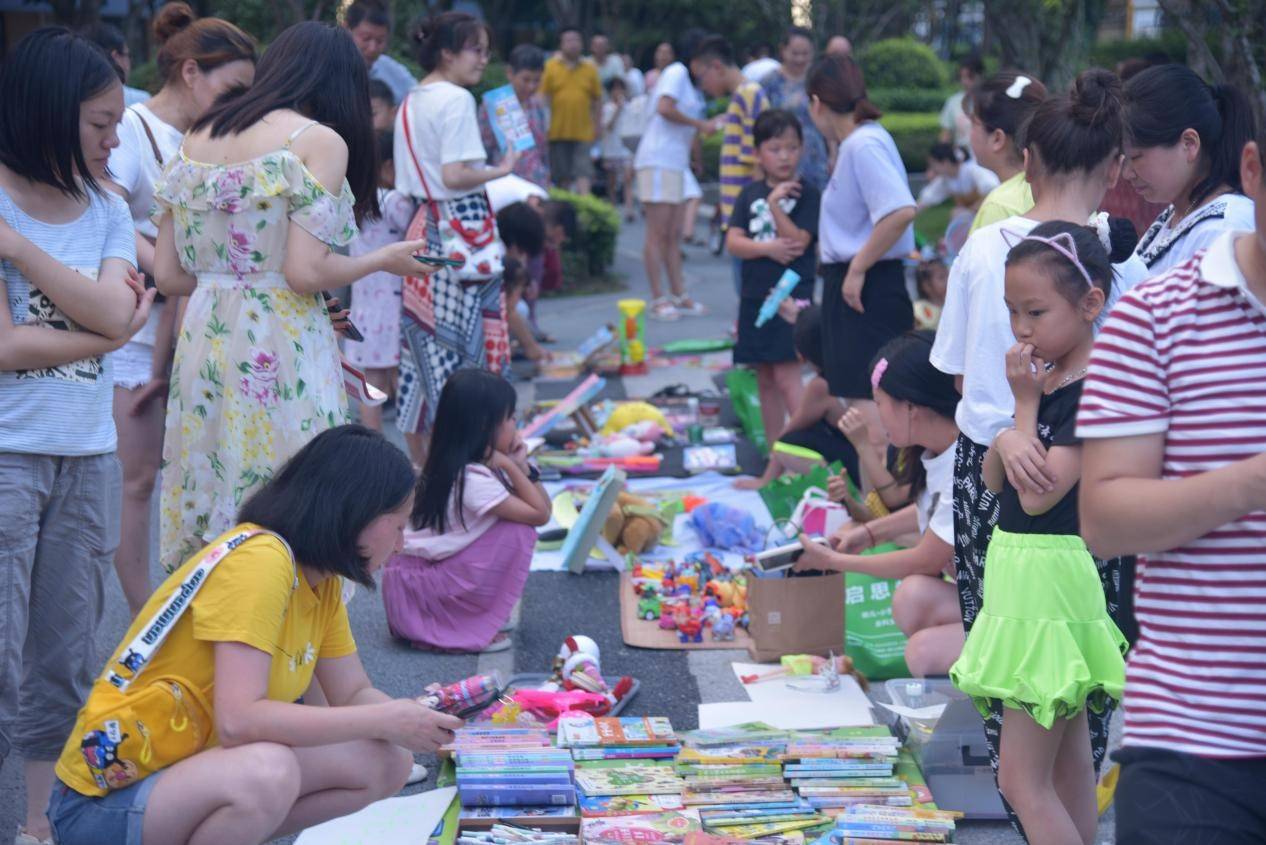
left=381, top=520, right=535, bottom=652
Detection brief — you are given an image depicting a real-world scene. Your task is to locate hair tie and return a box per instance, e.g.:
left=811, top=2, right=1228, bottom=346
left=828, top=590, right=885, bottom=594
left=1005, top=76, right=1032, bottom=99
left=1087, top=212, right=1111, bottom=254
left=870, top=358, right=889, bottom=392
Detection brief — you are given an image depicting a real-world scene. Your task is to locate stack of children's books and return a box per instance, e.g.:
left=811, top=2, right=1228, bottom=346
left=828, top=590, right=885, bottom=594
left=670, top=723, right=823, bottom=840
left=809, top=805, right=960, bottom=843
left=560, top=715, right=687, bottom=821
left=780, top=729, right=909, bottom=816
left=453, top=728, right=579, bottom=829
left=581, top=809, right=704, bottom=845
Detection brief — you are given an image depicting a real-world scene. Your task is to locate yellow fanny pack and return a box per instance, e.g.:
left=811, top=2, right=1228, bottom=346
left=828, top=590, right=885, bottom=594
left=75, top=529, right=295, bottom=792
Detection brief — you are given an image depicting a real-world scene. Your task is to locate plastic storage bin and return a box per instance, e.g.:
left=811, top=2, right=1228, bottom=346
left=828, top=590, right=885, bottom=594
left=883, top=677, right=1007, bottom=820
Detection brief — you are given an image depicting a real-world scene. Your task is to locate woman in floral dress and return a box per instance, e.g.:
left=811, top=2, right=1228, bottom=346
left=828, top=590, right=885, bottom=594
left=152, top=22, right=428, bottom=572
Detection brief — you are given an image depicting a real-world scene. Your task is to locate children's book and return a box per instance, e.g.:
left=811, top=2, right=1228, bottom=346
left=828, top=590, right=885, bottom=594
left=683, top=790, right=798, bottom=807
left=677, top=746, right=785, bottom=765
left=558, top=715, right=678, bottom=748
left=457, top=784, right=577, bottom=807
left=457, top=805, right=579, bottom=831
left=707, top=818, right=826, bottom=839
left=575, top=766, right=684, bottom=796
left=682, top=724, right=789, bottom=748
left=581, top=810, right=703, bottom=844
left=482, top=84, right=536, bottom=153
left=579, top=794, right=687, bottom=817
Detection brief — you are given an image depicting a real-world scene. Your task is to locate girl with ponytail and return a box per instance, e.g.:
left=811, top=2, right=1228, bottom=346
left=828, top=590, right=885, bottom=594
left=930, top=69, right=1145, bottom=831
left=1123, top=64, right=1258, bottom=274
left=965, top=70, right=1048, bottom=233
left=795, top=331, right=965, bottom=678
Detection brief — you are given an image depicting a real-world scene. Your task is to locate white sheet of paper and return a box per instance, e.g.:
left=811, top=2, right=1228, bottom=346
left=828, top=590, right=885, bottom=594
left=295, top=786, right=456, bottom=845
left=698, top=698, right=873, bottom=730
left=729, top=662, right=874, bottom=716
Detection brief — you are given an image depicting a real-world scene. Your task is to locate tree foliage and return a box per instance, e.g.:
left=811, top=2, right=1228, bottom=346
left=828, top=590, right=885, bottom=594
left=983, top=0, right=1109, bottom=90
left=1154, top=0, right=1265, bottom=125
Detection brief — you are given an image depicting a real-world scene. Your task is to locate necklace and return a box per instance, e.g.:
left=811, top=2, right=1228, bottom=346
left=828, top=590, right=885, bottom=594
left=1050, top=366, right=1088, bottom=391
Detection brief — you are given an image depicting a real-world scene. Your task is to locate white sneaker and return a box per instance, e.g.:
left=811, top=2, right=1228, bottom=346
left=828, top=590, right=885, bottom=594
left=15, top=830, right=53, bottom=845
left=407, top=762, right=429, bottom=785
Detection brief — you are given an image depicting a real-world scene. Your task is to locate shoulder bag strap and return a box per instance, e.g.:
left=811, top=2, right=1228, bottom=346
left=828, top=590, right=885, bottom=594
left=104, top=529, right=297, bottom=691
left=130, top=105, right=164, bottom=168
left=400, top=92, right=496, bottom=250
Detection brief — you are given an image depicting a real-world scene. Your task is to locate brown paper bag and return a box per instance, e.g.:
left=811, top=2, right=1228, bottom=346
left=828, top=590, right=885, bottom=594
left=746, top=573, right=846, bottom=663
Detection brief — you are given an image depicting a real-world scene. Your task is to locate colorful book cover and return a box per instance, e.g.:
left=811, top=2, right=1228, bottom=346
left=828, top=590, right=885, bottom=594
left=704, top=813, right=819, bottom=828
left=572, top=746, right=681, bottom=761
left=808, top=796, right=913, bottom=811
left=676, top=764, right=784, bottom=777
left=575, top=766, right=684, bottom=797
left=559, top=715, right=678, bottom=748
left=575, top=758, right=677, bottom=769
left=685, top=778, right=788, bottom=791
left=579, top=794, right=687, bottom=817
left=482, top=84, right=536, bottom=153
left=707, top=818, right=826, bottom=839
left=677, top=746, right=785, bottom=765
left=683, top=789, right=799, bottom=806
left=582, top=810, right=702, bottom=844
left=457, top=784, right=577, bottom=807
left=682, top=724, right=788, bottom=748
left=685, top=832, right=807, bottom=845
left=458, top=750, right=575, bottom=768
left=458, top=805, right=579, bottom=826
left=456, top=771, right=575, bottom=785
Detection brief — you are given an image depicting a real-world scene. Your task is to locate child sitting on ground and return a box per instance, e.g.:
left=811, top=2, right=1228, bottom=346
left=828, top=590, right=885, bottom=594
left=796, top=331, right=964, bottom=677
left=381, top=369, right=551, bottom=653
left=345, top=129, right=414, bottom=432
left=914, top=257, right=948, bottom=329
left=726, top=108, right=820, bottom=453
left=734, top=306, right=855, bottom=489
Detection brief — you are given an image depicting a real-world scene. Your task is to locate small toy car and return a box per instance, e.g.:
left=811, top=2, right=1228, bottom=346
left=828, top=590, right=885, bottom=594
left=638, top=593, right=662, bottom=621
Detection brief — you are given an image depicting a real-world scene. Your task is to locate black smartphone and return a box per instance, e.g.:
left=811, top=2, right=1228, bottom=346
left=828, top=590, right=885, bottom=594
left=320, top=291, right=364, bottom=342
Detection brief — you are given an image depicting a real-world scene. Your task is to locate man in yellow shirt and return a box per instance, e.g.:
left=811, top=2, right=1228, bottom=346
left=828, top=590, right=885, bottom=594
left=541, top=27, right=602, bottom=193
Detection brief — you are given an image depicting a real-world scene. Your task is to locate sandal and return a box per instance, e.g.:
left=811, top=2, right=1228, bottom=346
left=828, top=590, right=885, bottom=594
left=15, top=829, right=53, bottom=845
left=674, top=295, right=708, bottom=317
left=481, top=633, right=513, bottom=653
left=649, top=298, right=680, bottom=321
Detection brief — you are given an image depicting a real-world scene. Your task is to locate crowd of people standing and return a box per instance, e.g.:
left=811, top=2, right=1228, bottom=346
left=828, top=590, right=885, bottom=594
left=2, top=4, right=1266, bottom=845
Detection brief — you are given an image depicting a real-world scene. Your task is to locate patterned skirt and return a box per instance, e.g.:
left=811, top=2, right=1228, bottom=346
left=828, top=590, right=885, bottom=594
left=396, top=198, right=509, bottom=436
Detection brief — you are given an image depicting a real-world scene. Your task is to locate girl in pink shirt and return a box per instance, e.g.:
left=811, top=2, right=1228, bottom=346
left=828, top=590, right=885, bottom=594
left=381, top=368, right=550, bottom=652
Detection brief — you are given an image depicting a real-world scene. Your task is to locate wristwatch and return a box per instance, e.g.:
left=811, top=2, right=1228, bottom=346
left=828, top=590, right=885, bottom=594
left=527, top=463, right=541, bottom=483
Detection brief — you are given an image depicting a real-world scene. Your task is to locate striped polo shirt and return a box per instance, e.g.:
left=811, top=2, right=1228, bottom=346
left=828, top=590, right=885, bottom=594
left=719, top=80, right=767, bottom=226
left=1077, top=230, right=1266, bottom=758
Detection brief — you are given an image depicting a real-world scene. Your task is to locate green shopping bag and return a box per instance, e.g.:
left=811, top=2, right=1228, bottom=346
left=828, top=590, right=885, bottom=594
left=845, top=542, right=910, bottom=680
left=757, top=462, right=846, bottom=523
left=725, top=368, right=768, bottom=454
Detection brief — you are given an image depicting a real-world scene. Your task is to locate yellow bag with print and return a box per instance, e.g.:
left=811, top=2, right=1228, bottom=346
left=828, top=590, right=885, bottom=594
left=75, top=528, right=294, bottom=792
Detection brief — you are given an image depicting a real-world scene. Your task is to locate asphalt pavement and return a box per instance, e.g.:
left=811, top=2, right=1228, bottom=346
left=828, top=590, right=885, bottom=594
left=1, top=216, right=1111, bottom=843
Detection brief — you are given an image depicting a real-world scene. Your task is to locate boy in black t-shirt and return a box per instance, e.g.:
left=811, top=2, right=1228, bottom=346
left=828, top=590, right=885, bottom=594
left=725, top=108, right=821, bottom=457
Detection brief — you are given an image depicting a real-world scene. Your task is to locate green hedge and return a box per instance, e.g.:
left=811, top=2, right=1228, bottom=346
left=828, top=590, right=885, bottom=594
left=859, top=38, right=947, bottom=91
left=548, top=188, right=621, bottom=280
left=870, top=87, right=956, bottom=114
left=1088, top=31, right=1187, bottom=69
left=879, top=112, right=941, bottom=173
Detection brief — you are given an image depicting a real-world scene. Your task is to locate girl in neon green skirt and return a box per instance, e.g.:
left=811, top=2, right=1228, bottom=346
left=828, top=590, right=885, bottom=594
left=950, top=220, right=1127, bottom=845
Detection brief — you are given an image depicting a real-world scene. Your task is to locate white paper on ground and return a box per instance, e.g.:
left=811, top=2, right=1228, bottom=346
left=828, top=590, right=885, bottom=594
left=698, top=698, right=874, bottom=730
left=727, top=662, right=874, bottom=723
left=294, top=786, right=456, bottom=845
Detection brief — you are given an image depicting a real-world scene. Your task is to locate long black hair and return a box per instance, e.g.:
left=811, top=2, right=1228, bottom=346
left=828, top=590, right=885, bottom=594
left=870, top=331, right=959, bottom=498
left=238, top=424, right=415, bottom=587
left=193, top=21, right=378, bottom=222
left=0, top=28, right=121, bottom=198
left=413, top=369, right=519, bottom=533
left=1124, top=64, right=1257, bottom=207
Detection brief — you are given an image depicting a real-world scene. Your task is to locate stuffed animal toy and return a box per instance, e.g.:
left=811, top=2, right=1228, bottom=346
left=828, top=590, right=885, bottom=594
left=602, top=491, right=666, bottom=554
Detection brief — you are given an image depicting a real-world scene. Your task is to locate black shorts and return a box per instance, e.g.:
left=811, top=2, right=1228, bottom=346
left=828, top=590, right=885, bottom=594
left=820, top=259, right=912, bottom=399
left=777, top=419, right=859, bottom=486
left=1115, top=746, right=1266, bottom=843
left=734, top=295, right=805, bottom=365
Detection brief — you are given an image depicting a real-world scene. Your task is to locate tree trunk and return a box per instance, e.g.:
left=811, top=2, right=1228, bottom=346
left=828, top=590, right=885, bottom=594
left=984, top=0, right=1106, bottom=90
left=1155, top=0, right=1266, bottom=127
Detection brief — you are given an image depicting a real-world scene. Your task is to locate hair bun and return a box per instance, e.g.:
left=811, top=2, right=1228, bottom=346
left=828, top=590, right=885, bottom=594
left=1070, top=68, right=1122, bottom=129
left=152, top=1, right=197, bottom=45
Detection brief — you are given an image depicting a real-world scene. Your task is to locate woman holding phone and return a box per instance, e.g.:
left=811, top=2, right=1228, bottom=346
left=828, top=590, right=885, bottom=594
left=151, top=22, right=429, bottom=574
left=47, top=425, right=464, bottom=845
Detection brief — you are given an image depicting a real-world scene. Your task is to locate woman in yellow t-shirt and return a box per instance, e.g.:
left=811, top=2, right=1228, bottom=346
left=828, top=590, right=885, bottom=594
left=47, top=424, right=463, bottom=845
left=965, top=71, right=1049, bottom=235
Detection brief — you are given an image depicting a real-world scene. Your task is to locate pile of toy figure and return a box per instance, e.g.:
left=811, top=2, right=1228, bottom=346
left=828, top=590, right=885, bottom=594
left=629, top=552, right=750, bottom=643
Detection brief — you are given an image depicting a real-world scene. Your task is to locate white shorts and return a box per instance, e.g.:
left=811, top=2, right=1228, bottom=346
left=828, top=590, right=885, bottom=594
left=636, top=168, right=686, bottom=204
left=107, top=301, right=164, bottom=389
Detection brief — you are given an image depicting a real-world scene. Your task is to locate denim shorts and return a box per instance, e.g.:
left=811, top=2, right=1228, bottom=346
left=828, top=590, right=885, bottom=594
left=46, top=775, right=161, bottom=845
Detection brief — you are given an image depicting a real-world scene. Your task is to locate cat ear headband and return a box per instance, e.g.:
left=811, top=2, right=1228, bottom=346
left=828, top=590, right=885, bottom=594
left=1002, top=228, right=1095, bottom=291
